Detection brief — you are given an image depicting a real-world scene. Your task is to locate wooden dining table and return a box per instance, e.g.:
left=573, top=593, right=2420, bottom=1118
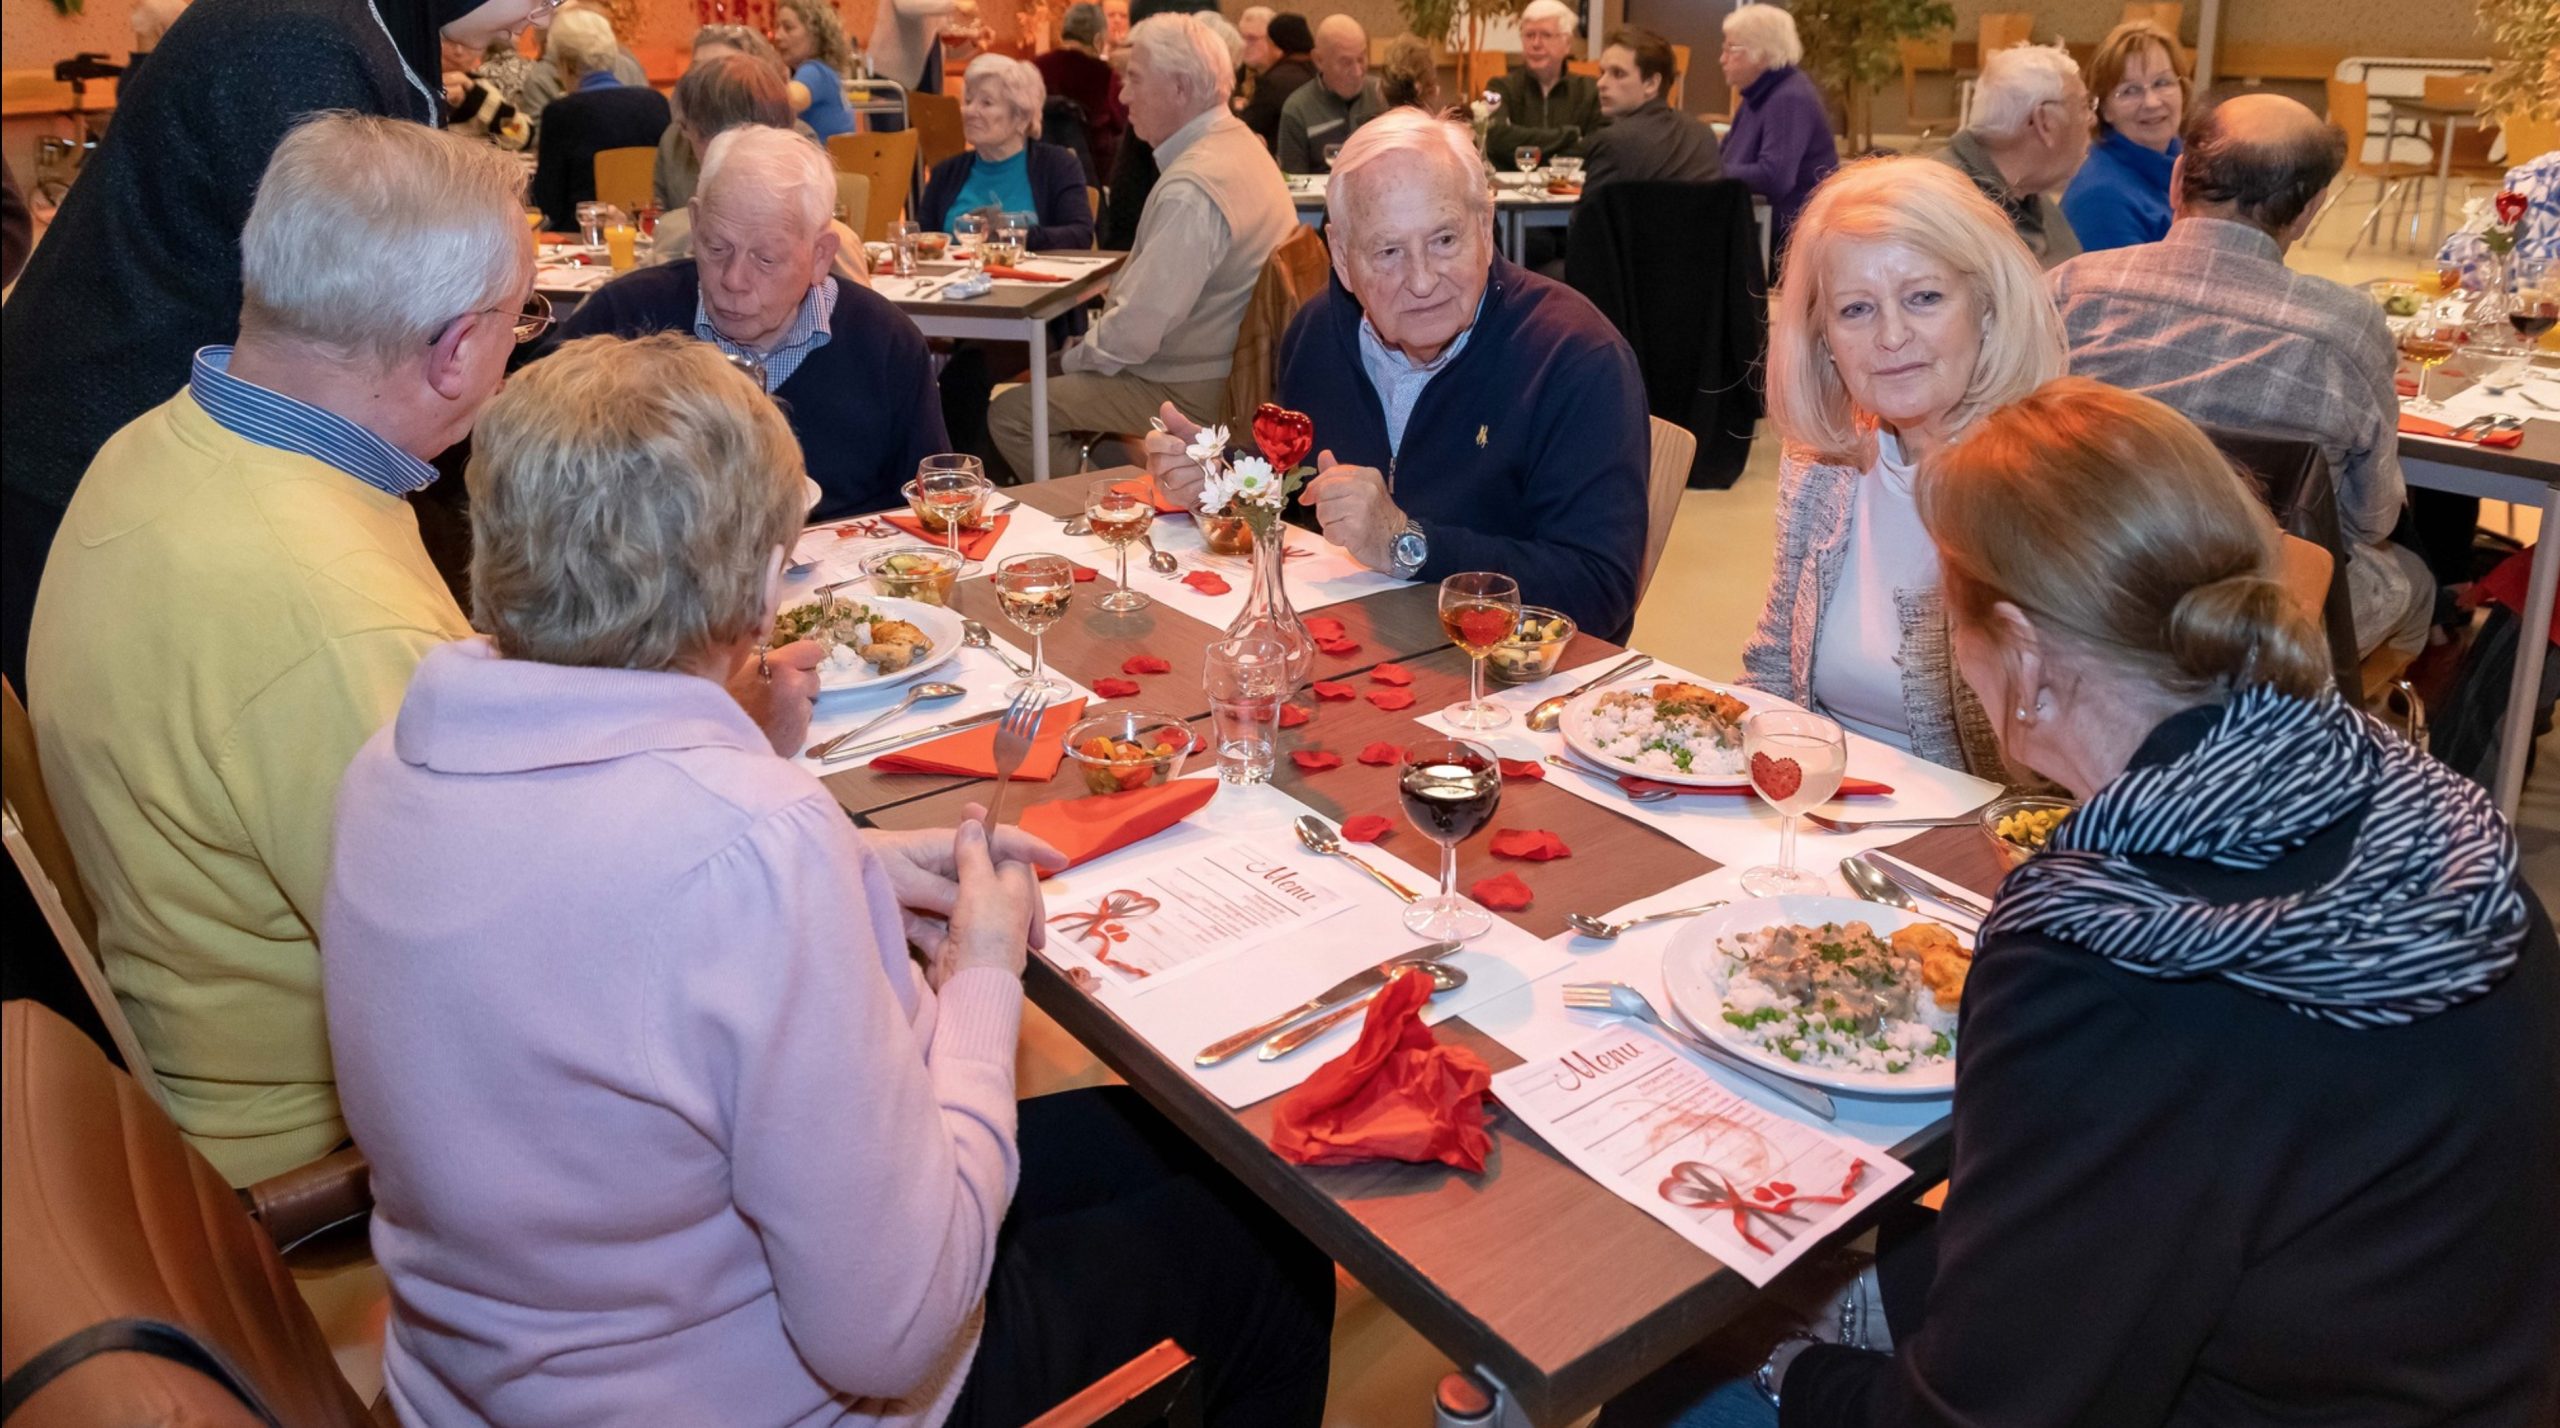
left=823, top=469, right=1996, bottom=1425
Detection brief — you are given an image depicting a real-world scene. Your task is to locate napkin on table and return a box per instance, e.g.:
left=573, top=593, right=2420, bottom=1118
left=983, top=265, right=1068, bottom=282
left=1017, top=779, right=1217, bottom=868
left=880, top=512, right=1011, bottom=559
left=1269, top=967, right=1492, bottom=1171
left=1617, top=774, right=1898, bottom=798
left=2397, top=413, right=2525, bottom=448
left=871, top=698, right=1087, bottom=778
left=1108, top=477, right=1190, bottom=514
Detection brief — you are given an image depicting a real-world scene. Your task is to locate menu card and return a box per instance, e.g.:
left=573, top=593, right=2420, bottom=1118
left=1492, top=1026, right=1910, bottom=1285
left=1043, top=836, right=1351, bottom=990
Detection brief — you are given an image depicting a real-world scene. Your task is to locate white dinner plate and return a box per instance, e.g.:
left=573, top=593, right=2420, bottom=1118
left=1556, top=676, right=1805, bottom=788
left=1661, top=896, right=1968, bottom=1097
left=779, top=595, right=965, bottom=694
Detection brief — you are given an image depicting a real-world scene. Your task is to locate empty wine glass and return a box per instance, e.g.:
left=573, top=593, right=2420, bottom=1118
left=1085, top=485, right=1155, bottom=613
left=992, top=553, right=1074, bottom=698
left=1400, top=738, right=1503, bottom=941
left=1438, top=571, right=1521, bottom=730
left=1739, top=710, right=1847, bottom=897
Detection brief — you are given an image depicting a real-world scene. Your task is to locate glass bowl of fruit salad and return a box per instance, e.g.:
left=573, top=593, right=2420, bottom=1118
left=1486, top=607, right=1576, bottom=685
left=1063, top=709, right=1196, bottom=794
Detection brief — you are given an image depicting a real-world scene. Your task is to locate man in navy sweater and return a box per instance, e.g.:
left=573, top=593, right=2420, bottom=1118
left=546, top=126, right=946, bottom=519
left=1144, top=109, right=1650, bottom=641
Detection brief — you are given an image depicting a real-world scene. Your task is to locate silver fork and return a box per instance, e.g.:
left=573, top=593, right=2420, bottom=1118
left=980, top=686, right=1049, bottom=832
left=1561, top=981, right=1837, bottom=1119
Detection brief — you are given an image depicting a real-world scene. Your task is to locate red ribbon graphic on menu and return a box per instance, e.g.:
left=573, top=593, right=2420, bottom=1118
left=1658, top=1158, right=1870, bottom=1254
left=1046, top=890, right=1163, bottom=977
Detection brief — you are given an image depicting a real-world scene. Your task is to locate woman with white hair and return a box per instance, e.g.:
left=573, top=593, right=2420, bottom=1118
left=1738, top=157, right=2065, bottom=776
left=1716, top=1, right=1838, bottom=265
left=324, top=331, right=1338, bottom=1428
left=529, top=4, right=671, bottom=229
left=774, top=0, right=860, bottom=139
left=920, top=53, right=1096, bottom=248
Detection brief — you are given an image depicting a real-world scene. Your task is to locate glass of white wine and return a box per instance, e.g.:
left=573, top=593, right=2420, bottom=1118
left=1084, top=485, right=1155, bottom=613
left=2398, top=307, right=2462, bottom=416
left=1438, top=571, right=1521, bottom=730
left=993, top=553, right=1074, bottom=698
left=1739, top=710, right=1847, bottom=897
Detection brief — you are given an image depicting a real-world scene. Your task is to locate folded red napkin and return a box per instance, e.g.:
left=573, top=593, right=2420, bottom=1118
left=983, top=264, right=1067, bottom=282
left=1017, top=779, right=1216, bottom=868
left=1269, top=967, right=1492, bottom=1172
left=2398, top=412, right=2525, bottom=447
left=871, top=697, right=1088, bottom=778
left=1489, top=828, right=1571, bottom=861
left=1615, top=773, right=1897, bottom=798
left=1341, top=814, right=1393, bottom=842
left=1470, top=872, right=1534, bottom=910
left=1108, top=478, right=1189, bottom=514
left=880, top=512, right=1010, bottom=560
left=1497, top=758, right=1545, bottom=781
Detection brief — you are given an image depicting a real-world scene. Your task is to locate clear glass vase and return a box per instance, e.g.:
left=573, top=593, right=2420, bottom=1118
left=1225, top=520, right=1313, bottom=688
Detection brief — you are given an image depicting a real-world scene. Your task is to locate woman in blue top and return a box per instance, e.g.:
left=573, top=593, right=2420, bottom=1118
left=2061, top=22, right=2188, bottom=252
left=919, top=54, right=1095, bottom=250
left=773, top=0, right=857, bottom=141
left=1716, top=4, right=1840, bottom=271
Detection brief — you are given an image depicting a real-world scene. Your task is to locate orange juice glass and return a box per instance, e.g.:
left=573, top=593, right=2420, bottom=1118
left=604, top=223, right=637, bottom=272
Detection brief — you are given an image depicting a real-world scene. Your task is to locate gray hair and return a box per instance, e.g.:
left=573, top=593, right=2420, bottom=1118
left=1519, top=0, right=1576, bottom=38
left=1196, top=11, right=1245, bottom=67
left=1721, top=3, right=1803, bottom=69
left=964, top=53, right=1047, bottom=138
left=698, top=124, right=837, bottom=237
left=1061, top=1, right=1105, bottom=47
left=1968, top=41, right=2082, bottom=139
left=240, top=112, right=526, bottom=369
left=466, top=333, right=806, bottom=672
left=1326, top=108, right=1493, bottom=238
left=547, top=6, right=619, bottom=79
left=1124, top=13, right=1235, bottom=109
left=691, top=21, right=783, bottom=66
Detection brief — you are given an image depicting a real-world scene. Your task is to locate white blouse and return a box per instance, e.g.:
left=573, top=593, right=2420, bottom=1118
left=1808, top=432, right=1939, bottom=752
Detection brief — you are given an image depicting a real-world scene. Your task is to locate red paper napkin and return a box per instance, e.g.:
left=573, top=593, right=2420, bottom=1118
left=2397, top=412, right=2524, bottom=447
left=871, top=698, right=1088, bottom=778
left=1489, top=828, right=1571, bottom=861
left=1497, top=758, right=1545, bottom=781
left=1290, top=749, right=1343, bottom=771
left=1470, top=872, right=1534, bottom=910
left=1017, top=779, right=1216, bottom=868
left=1366, top=688, right=1416, bottom=711
left=1356, top=741, right=1404, bottom=765
left=880, top=512, right=1010, bottom=560
left=1108, top=478, right=1189, bottom=514
left=1269, top=967, right=1492, bottom=1171
left=1121, top=654, right=1173, bottom=675
left=983, top=264, right=1067, bottom=282
left=1279, top=704, right=1311, bottom=727
left=1341, top=814, right=1392, bottom=842
left=1311, top=680, right=1357, bottom=701
left=1615, top=773, right=1897, bottom=798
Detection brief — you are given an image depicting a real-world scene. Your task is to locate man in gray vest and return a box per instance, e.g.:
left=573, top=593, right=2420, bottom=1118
left=991, top=12, right=1295, bottom=481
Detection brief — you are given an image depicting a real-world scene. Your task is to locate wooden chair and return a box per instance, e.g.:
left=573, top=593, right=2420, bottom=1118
left=1026, top=1340, right=1202, bottom=1428
left=829, top=129, right=920, bottom=243
left=1977, top=12, right=2034, bottom=57
left=833, top=169, right=873, bottom=240
left=1566, top=58, right=1599, bottom=79
left=1898, top=34, right=1959, bottom=139
left=910, top=88, right=969, bottom=171
left=1221, top=224, right=1332, bottom=427
left=2120, top=1, right=2182, bottom=33
left=2311, top=76, right=2435, bottom=257
left=591, top=145, right=655, bottom=214
left=2422, top=73, right=2502, bottom=183
left=1637, top=417, right=1699, bottom=601
left=1463, top=49, right=1508, bottom=101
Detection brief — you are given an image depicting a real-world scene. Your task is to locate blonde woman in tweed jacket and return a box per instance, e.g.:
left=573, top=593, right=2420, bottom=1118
left=1740, top=159, right=2064, bottom=780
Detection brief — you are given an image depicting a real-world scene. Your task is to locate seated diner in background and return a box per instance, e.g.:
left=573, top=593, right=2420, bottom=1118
left=323, top=332, right=1338, bottom=1428
left=1236, top=10, right=1316, bottom=151
left=774, top=0, right=860, bottom=140
left=1375, top=34, right=1443, bottom=115
left=1276, top=14, right=1384, bottom=175
left=989, top=13, right=1294, bottom=483
left=1716, top=2, right=1838, bottom=267
left=645, top=50, right=866, bottom=282
left=655, top=23, right=798, bottom=212
left=1741, top=157, right=2065, bottom=779
left=2060, top=20, right=2188, bottom=252
left=1483, top=0, right=1603, bottom=168
left=1580, top=26, right=1721, bottom=194
left=439, top=34, right=531, bottom=150
left=549, top=125, right=944, bottom=519
left=514, top=2, right=650, bottom=123
left=2050, top=94, right=2435, bottom=687
left=1145, top=110, right=1650, bottom=642
left=528, top=5, right=671, bottom=231
left=1932, top=41, right=2088, bottom=268
left=1037, top=3, right=1130, bottom=185
left=920, top=54, right=1097, bottom=249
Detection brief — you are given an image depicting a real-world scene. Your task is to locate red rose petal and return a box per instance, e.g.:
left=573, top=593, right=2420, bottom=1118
left=1356, top=740, right=1405, bottom=766
left=1289, top=749, right=1343, bottom=772
left=1497, top=758, right=1546, bottom=781
left=1470, top=872, right=1534, bottom=911
left=1340, top=813, right=1393, bottom=843
left=1181, top=571, right=1232, bottom=596
left=1188, top=729, right=1211, bottom=754
left=1370, top=662, right=1414, bottom=686
left=1304, top=615, right=1349, bottom=641
left=1093, top=677, right=1142, bottom=698
left=1315, top=635, right=1362, bottom=656
left=1311, top=679, right=1357, bottom=701
left=1278, top=704, right=1311, bottom=727
left=1121, top=654, right=1173, bottom=675
left=1069, top=563, right=1099, bottom=582
left=1365, top=688, right=1416, bottom=711
left=1490, top=828, right=1572, bottom=861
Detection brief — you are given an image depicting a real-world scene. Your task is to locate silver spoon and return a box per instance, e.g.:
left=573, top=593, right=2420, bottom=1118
left=804, top=681, right=965, bottom=760
left=1840, top=855, right=1917, bottom=912
left=1141, top=532, right=1180, bottom=574
left=1564, top=900, right=1727, bottom=940
left=1543, top=754, right=1674, bottom=803
left=1292, top=814, right=1421, bottom=902
left=963, top=619, right=1033, bottom=677
left=1060, top=515, right=1094, bottom=536
left=1525, top=653, right=1654, bottom=732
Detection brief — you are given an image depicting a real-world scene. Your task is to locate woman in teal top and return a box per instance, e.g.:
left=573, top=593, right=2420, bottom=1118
left=919, top=54, right=1094, bottom=249
left=2061, top=21, right=2188, bottom=252
left=774, top=0, right=857, bottom=141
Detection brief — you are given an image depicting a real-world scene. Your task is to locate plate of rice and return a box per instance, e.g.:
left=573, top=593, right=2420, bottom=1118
left=770, top=595, right=962, bottom=693
left=1661, top=896, right=1972, bottom=1095
left=1558, top=678, right=1796, bottom=787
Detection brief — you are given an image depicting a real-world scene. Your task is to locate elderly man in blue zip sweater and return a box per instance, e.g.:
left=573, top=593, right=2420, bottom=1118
left=1143, top=109, right=1651, bottom=640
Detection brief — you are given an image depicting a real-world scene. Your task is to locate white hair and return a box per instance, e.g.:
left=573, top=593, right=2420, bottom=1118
left=1721, top=3, right=1803, bottom=69
left=1124, top=13, right=1235, bottom=109
left=1326, top=108, right=1493, bottom=239
left=1968, top=41, right=2082, bottom=139
left=240, top=113, right=525, bottom=369
left=698, top=124, right=838, bottom=237
left=1239, top=5, right=1273, bottom=31
left=1196, top=12, right=1246, bottom=67
left=964, top=53, right=1047, bottom=137
left=1519, top=0, right=1577, bottom=39
left=548, top=6, right=619, bottom=78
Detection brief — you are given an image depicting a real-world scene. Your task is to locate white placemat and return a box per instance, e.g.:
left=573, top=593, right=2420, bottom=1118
left=794, top=644, right=1099, bottom=775
left=1119, top=514, right=1413, bottom=628
left=786, top=508, right=1112, bottom=594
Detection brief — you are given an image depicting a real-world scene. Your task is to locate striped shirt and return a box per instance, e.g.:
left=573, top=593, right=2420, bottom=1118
left=693, top=277, right=838, bottom=392
left=187, top=346, right=438, bottom=496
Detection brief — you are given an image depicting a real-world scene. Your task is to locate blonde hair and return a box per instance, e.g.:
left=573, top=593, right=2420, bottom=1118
left=466, top=334, right=807, bottom=672
left=1919, top=378, right=2330, bottom=700
left=1764, top=157, right=2066, bottom=467
left=1721, top=4, right=1803, bottom=69
left=2085, top=21, right=2189, bottom=138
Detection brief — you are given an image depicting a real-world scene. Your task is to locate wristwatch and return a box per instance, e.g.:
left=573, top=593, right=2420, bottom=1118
left=1389, top=520, right=1428, bottom=579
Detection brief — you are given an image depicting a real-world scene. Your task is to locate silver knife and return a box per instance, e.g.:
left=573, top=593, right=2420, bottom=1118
left=819, top=709, right=1004, bottom=765
left=1258, top=960, right=1464, bottom=1060
left=1194, top=943, right=1459, bottom=1066
left=1864, top=852, right=1992, bottom=921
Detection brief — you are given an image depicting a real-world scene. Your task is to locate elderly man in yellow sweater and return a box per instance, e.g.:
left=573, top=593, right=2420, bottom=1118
left=24, top=113, right=824, bottom=1185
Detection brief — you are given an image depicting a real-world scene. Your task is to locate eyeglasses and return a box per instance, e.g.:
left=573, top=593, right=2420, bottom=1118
left=2106, top=72, right=2184, bottom=107
left=430, top=291, right=553, bottom=348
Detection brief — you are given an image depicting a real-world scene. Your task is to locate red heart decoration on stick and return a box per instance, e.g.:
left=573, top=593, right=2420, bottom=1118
left=1750, top=753, right=1802, bottom=800
left=1252, top=403, right=1316, bottom=471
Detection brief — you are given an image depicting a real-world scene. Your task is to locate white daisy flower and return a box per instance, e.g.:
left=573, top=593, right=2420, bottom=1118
left=1184, top=424, right=1230, bottom=467
left=1227, top=455, right=1278, bottom=505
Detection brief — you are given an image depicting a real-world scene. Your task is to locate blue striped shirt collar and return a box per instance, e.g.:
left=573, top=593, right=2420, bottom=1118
left=693, top=276, right=837, bottom=392
left=187, top=347, right=439, bottom=496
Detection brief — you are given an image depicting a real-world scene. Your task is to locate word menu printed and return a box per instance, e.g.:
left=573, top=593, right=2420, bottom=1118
left=1041, top=836, right=1353, bottom=990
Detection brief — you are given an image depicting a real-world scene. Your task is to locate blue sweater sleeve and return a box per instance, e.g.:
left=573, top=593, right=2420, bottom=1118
left=1029, top=145, right=1095, bottom=251
left=1720, top=86, right=1821, bottom=199
left=2060, top=170, right=2153, bottom=253
left=919, top=154, right=964, bottom=234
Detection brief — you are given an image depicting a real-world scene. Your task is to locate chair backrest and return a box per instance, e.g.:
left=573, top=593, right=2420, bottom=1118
left=910, top=89, right=969, bottom=170
left=2120, top=3, right=2183, bottom=38
left=2201, top=424, right=2363, bottom=695
left=1221, top=224, right=1331, bottom=427
left=1463, top=49, right=1507, bottom=100
left=832, top=169, right=874, bottom=240
left=3, top=679, right=96, bottom=956
left=829, top=130, right=920, bottom=245
left=1, top=1001, right=374, bottom=1427
left=1668, top=42, right=1690, bottom=108
left=1566, top=59, right=1599, bottom=79
left=2420, top=72, right=2482, bottom=109
left=590, top=145, right=655, bottom=214
left=1025, top=1340, right=1202, bottom=1428
left=1637, top=418, right=1698, bottom=600
left=1978, top=12, right=2035, bottom=56
left=2504, top=109, right=2560, bottom=166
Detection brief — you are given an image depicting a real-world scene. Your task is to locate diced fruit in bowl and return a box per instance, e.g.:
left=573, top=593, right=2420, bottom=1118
left=1980, top=794, right=2075, bottom=868
left=863, top=545, right=962, bottom=605
left=1486, top=607, right=1575, bottom=685
left=1064, top=711, right=1194, bottom=794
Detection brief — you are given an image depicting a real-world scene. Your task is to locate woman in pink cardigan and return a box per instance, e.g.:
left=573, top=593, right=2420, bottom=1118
left=322, top=333, right=1332, bottom=1427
